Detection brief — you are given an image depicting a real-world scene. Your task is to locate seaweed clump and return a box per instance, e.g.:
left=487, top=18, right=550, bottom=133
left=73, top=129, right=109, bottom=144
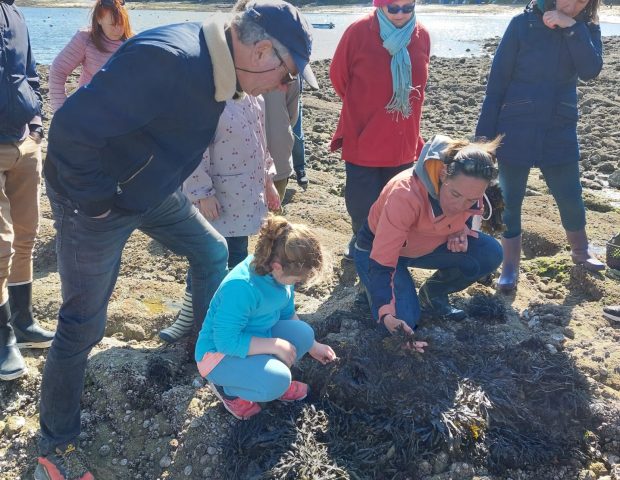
left=220, top=309, right=599, bottom=479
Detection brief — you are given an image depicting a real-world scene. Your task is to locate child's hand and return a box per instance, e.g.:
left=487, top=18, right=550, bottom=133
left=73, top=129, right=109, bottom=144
left=266, top=180, right=281, bottom=211
left=273, top=338, right=297, bottom=367
left=198, top=196, right=221, bottom=221
left=309, top=341, right=338, bottom=365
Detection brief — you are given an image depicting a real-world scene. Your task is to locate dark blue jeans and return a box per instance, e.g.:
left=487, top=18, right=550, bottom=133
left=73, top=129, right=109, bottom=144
left=354, top=231, right=502, bottom=329
left=500, top=161, right=586, bottom=239
left=185, top=235, right=248, bottom=294
left=39, top=185, right=228, bottom=455
left=345, top=162, right=413, bottom=235
left=292, top=102, right=305, bottom=173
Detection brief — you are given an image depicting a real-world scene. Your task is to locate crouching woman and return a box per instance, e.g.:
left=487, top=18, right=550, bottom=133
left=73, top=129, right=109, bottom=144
left=195, top=216, right=337, bottom=420
left=354, top=135, right=504, bottom=342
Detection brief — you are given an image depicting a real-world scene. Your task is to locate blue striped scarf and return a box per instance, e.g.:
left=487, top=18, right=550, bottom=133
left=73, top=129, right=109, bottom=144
left=377, top=8, right=416, bottom=119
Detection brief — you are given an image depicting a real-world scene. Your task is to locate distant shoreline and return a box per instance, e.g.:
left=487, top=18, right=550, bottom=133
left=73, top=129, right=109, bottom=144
left=14, top=0, right=525, bottom=14
left=18, top=0, right=620, bottom=21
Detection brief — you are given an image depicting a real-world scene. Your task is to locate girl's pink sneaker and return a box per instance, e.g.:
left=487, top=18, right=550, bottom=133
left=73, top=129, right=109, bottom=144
left=278, top=381, right=309, bottom=402
left=208, top=382, right=261, bottom=420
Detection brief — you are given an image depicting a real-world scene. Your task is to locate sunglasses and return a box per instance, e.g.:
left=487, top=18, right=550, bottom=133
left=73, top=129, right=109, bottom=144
left=448, top=158, right=498, bottom=181
left=386, top=2, right=416, bottom=14
left=100, top=0, right=125, bottom=7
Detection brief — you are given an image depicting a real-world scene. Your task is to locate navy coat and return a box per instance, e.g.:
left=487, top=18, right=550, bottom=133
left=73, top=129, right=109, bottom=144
left=0, top=0, right=42, bottom=141
left=476, top=8, right=602, bottom=168
left=44, top=22, right=225, bottom=217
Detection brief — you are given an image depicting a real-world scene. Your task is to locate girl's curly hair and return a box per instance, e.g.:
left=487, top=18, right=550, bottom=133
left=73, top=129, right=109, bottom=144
left=251, top=215, right=325, bottom=284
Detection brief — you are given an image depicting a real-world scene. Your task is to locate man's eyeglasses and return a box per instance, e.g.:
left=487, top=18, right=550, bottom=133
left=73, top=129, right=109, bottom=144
left=235, top=47, right=299, bottom=86
left=386, top=2, right=416, bottom=14
left=272, top=48, right=299, bottom=85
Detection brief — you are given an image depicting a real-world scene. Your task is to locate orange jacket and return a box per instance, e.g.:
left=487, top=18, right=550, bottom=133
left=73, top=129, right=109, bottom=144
left=366, top=135, right=483, bottom=319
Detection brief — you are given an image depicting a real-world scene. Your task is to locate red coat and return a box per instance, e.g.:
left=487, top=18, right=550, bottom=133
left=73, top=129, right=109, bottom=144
left=330, top=12, right=430, bottom=167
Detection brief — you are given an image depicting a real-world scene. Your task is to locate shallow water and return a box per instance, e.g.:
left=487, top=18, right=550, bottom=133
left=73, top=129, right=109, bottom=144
left=23, top=6, right=620, bottom=65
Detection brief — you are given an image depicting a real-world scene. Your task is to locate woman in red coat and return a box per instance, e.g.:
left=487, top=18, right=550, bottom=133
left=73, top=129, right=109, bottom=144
left=330, top=0, right=430, bottom=259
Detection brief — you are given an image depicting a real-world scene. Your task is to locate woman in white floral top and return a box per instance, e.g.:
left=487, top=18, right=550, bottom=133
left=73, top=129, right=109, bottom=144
left=160, top=94, right=280, bottom=343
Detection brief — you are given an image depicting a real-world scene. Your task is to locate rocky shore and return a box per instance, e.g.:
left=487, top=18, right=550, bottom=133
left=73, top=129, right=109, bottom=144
left=0, top=37, right=619, bottom=480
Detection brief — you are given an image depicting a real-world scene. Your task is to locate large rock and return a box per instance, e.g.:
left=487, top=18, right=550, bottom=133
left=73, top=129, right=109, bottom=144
left=609, top=170, right=620, bottom=189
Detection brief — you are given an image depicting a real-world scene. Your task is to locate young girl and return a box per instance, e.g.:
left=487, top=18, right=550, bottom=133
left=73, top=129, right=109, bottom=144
left=49, top=0, right=133, bottom=112
left=354, top=135, right=503, bottom=343
left=159, top=94, right=280, bottom=343
left=195, top=216, right=337, bottom=420
left=476, top=0, right=604, bottom=293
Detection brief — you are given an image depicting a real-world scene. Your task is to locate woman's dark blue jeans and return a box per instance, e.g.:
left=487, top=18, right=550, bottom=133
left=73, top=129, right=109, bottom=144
left=354, top=232, right=502, bottom=329
left=500, top=161, right=586, bottom=239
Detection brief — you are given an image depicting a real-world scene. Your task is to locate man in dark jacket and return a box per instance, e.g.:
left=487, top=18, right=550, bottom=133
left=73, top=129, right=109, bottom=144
left=0, top=0, right=55, bottom=382
left=36, top=1, right=318, bottom=478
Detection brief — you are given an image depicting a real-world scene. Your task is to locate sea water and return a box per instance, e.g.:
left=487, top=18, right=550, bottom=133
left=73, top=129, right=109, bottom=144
left=22, top=6, right=620, bottom=65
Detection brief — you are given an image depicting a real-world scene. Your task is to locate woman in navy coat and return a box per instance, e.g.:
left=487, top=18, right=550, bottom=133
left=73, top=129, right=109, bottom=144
left=476, top=0, right=604, bottom=292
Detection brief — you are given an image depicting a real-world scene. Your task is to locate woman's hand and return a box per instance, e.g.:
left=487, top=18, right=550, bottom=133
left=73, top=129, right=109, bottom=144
left=383, top=315, right=428, bottom=353
left=447, top=231, right=468, bottom=252
left=309, top=341, right=338, bottom=365
left=265, top=179, right=281, bottom=211
left=272, top=338, right=297, bottom=367
left=543, top=10, right=576, bottom=29
left=198, top=196, right=221, bottom=221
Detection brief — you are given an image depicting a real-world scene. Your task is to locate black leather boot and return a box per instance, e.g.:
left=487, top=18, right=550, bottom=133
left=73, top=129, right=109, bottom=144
left=0, top=301, right=26, bottom=381
left=418, top=268, right=472, bottom=321
left=9, top=283, right=55, bottom=348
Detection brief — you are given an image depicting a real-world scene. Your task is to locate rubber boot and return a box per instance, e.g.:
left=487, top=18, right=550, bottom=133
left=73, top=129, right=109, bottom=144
left=565, top=229, right=605, bottom=272
left=343, top=234, right=357, bottom=261
left=497, top=235, right=521, bottom=293
left=8, top=283, right=55, bottom=348
left=0, top=301, right=27, bottom=381
left=159, top=291, right=194, bottom=343
left=418, top=268, right=471, bottom=321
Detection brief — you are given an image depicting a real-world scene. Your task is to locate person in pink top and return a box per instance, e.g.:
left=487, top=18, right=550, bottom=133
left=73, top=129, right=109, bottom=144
left=353, top=135, right=504, bottom=348
left=49, top=0, right=133, bottom=113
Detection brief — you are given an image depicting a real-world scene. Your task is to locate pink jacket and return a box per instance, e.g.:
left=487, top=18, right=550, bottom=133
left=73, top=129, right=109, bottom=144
left=49, top=29, right=122, bottom=112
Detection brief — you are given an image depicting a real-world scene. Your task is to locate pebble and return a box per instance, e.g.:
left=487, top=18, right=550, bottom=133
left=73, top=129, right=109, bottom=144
left=591, top=461, right=609, bottom=476
left=99, top=445, right=111, bottom=457
left=528, top=317, right=540, bottom=329
left=4, top=416, right=26, bottom=435
left=200, top=454, right=209, bottom=465
left=433, top=451, right=449, bottom=474
left=159, top=456, right=172, bottom=468
left=418, top=460, right=432, bottom=475
left=546, top=344, right=558, bottom=354
left=120, top=459, right=128, bottom=466
left=564, top=327, right=576, bottom=339
left=207, top=446, right=217, bottom=455
left=184, top=465, right=192, bottom=476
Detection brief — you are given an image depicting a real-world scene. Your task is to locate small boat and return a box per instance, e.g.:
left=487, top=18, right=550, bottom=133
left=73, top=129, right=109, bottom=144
left=311, top=22, right=335, bottom=29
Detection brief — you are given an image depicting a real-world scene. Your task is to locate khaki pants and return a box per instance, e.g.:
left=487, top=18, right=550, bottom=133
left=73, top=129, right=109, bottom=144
left=0, top=136, right=42, bottom=304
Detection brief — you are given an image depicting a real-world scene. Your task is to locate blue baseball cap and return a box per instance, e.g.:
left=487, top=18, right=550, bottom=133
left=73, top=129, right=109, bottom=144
left=245, top=1, right=319, bottom=90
